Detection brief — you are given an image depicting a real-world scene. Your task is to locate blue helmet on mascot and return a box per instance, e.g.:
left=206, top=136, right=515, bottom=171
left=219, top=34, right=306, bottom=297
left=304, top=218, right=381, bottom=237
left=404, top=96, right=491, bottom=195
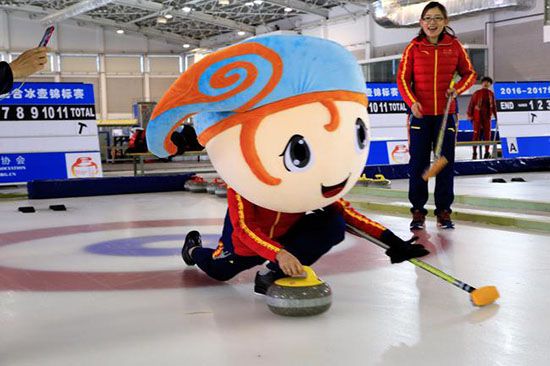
left=146, top=34, right=370, bottom=213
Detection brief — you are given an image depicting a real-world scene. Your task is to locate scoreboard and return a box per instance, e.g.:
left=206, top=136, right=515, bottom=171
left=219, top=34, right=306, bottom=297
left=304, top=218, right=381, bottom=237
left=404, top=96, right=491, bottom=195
left=365, top=83, right=409, bottom=165
left=0, top=82, right=102, bottom=184
left=494, top=81, right=550, bottom=158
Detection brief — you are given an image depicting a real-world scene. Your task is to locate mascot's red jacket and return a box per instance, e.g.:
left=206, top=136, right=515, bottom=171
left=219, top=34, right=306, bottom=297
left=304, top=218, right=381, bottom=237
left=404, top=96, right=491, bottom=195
left=227, top=188, right=386, bottom=261
left=397, top=33, right=477, bottom=115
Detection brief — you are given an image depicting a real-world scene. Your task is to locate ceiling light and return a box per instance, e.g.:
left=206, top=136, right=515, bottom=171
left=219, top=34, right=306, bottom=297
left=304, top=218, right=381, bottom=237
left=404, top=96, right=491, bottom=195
left=237, top=31, right=246, bottom=36
left=164, top=13, right=173, bottom=19
left=253, top=0, right=263, bottom=4
left=182, top=6, right=192, bottom=12
left=183, top=44, right=190, bottom=49
left=116, top=29, right=124, bottom=34
left=156, top=16, right=168, bottom=24
left=218, top=0, right=230, bottom=4
left=284, top=7, right=293, bottom=12
left=245, top=2, right=254, bottom=6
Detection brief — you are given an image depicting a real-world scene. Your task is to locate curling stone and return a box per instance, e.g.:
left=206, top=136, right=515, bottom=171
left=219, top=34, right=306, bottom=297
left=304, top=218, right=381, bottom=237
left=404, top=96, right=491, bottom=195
left=207, top=178, right=225, bottom=194
left=372, top=174, right=391, bottom=188
left=266, top=266, right=332, bottom=317
left=183, top=179, right=192, bottom=191
left=355, top=174, right=391, bottom=188
left=214, top=183, right=228, bottom=198
left=206, top=178, right=219, bottom=194
left=355, top=174, right=369, bottom=187
left=187, top=176, right=208, bottom=193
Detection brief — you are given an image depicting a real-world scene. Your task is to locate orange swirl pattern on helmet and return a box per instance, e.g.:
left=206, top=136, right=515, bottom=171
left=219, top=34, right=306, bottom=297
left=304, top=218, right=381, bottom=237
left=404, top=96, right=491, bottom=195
left=148, top=42, right=283, bottom=155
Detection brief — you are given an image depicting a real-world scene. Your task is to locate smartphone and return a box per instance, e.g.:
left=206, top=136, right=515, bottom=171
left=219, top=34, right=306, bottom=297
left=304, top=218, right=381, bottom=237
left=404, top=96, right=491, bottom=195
left=38, top=26, right=55, bottom=47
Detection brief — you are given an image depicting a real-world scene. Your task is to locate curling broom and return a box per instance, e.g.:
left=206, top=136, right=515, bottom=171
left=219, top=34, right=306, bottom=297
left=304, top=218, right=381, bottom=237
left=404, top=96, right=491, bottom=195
left=346, top=224, right=500, bottom=307
left=422, top=78, right=457, bottom=181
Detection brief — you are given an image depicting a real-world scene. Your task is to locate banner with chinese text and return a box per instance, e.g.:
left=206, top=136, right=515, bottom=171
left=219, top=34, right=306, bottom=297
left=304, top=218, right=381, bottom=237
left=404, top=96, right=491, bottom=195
left=0, top=82, right=102, bottom=184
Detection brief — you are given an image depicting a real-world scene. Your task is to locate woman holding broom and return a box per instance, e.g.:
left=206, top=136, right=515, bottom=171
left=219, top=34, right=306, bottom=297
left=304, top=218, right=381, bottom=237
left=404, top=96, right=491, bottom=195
left=397, top=1, right=476, bottom=230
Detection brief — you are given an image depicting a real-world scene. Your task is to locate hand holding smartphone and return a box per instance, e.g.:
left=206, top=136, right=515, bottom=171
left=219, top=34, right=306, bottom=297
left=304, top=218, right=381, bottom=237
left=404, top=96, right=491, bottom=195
left=8, top=27, right=53, bottom=79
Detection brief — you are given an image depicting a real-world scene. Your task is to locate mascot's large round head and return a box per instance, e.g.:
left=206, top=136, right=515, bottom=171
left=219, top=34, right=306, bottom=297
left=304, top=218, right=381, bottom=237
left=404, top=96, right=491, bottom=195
left=146, top=35, right=370, bottom=213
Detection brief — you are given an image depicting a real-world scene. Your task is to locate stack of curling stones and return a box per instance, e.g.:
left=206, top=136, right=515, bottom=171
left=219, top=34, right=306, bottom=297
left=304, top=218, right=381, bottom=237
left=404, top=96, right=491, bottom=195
left=185, top=175, right=228, bottom=197
left=355, top=173, right=391, bottom=188
left=266, top=266, right=332, bottom=317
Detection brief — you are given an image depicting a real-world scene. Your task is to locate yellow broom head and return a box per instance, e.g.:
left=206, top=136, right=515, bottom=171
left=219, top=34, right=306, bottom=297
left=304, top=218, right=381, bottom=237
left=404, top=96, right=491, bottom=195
left=470, top=286, right=500, bottom=307
left=422, top=156, right=448, bottom=181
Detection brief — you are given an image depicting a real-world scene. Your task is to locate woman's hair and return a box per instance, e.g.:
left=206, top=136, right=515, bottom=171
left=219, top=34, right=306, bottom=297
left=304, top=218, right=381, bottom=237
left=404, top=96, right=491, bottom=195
left=417, top=1, right=455, bottom=41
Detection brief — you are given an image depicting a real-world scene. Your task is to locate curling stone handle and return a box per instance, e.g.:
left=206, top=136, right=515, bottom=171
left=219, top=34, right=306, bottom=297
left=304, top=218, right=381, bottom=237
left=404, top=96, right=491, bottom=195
left=301, top=266, right=316, bottom=280
left=274, top=266, right=323, bottom=287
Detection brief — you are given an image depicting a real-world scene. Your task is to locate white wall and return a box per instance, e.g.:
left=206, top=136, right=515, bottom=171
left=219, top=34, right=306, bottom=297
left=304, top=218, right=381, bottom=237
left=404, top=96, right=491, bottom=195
left=2, top=0, right=549, bottom=121
left=1, top=9, right=184, bottom=121
left=298, top=0, right=549, bottom=81
left=1, top=10, right=182, bottom=53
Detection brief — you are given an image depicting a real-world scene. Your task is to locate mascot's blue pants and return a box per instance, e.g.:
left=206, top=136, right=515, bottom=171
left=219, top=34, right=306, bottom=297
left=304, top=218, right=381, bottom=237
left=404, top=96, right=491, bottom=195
left=191, top=207, right=346, bottom=281
left=408, top=114, right=456, bottom=215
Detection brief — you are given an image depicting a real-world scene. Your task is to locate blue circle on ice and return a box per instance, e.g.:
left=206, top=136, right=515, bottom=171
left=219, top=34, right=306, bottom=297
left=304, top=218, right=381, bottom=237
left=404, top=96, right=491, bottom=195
left=85, top=234, right=217, bottom=257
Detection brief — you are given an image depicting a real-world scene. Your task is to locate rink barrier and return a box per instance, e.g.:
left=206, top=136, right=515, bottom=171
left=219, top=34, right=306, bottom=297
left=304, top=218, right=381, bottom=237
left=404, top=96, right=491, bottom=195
left=363, top=157, right=550, bottom=180
left=0, top=192, right=27, bottom=200
left=27, top=173, right=195, bottom=199
left=348, top=200, right=550, bottom=233
left=349, top=187, right=550, bottom=213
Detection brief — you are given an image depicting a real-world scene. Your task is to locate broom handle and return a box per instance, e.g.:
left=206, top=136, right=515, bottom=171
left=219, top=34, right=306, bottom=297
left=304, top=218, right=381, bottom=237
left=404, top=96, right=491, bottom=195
left=433, top=78, right=457, bottom=159
left=345, top=224, right=477, bottom=293
left=491, top=115, right=500, bottom=157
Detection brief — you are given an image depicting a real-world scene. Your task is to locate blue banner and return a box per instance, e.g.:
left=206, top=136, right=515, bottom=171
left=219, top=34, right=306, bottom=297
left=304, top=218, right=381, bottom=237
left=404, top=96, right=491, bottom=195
left=366, top=141, right=390, bottom=165
left=494, top=82, right=550, bottom=100
left=366, top=81, right=550, bottom=101
left=0, top=82, right=95, bottom=105
left=501, top=136, right=550, bottom=158
left=0, top=152, right=68, bottom=183
left=365, top=83, right=403, bottom=101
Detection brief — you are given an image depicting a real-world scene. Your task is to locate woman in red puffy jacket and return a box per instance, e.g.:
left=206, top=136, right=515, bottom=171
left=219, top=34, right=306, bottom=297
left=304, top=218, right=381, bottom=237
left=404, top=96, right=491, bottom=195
left=397, top=1, right=476, bottom=230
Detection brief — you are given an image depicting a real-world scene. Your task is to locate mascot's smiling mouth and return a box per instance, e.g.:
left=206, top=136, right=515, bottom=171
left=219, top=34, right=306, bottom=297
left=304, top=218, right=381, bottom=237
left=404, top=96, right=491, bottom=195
left=321, top=175, right=350, bottom=198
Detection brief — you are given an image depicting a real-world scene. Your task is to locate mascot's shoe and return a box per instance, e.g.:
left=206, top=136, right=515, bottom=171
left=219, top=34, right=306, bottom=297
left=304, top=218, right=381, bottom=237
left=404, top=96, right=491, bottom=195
left=254, top=270, right=284, bottom=295
left=182, top=230, right=202, bottom=266
left=410, top=210, right=426, bottom=230
left=437, top=210, right=455, bottom=229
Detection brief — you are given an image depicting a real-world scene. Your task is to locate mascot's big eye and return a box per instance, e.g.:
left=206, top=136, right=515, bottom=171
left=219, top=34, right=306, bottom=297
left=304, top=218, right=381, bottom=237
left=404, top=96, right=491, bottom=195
left=354, top=117, right=368, bottom=152
left=280, top=134, right=314, bottom=172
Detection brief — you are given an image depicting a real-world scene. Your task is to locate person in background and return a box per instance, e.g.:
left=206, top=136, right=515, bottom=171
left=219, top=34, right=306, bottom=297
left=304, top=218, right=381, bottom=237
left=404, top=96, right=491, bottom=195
left=126, top=127, right=148, bottom=153
left=169, top=123, right=204, bottom=156
left=0, top=47, right=49, bottom=94
left=397, top=1, right=477, bottom=230
left=467, top=76, right=497, bottom=159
